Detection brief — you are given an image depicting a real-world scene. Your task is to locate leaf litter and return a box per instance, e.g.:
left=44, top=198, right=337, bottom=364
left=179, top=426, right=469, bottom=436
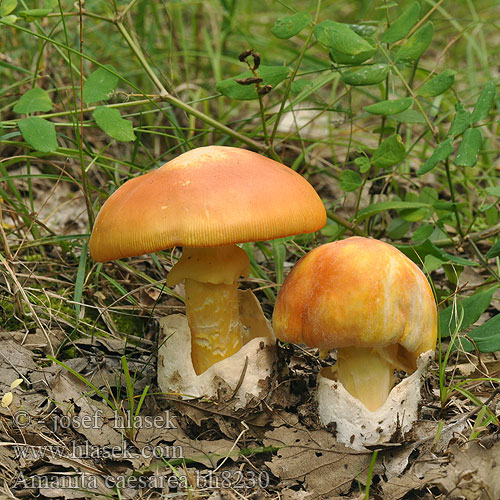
left=2, top=321, right=500, bottom=499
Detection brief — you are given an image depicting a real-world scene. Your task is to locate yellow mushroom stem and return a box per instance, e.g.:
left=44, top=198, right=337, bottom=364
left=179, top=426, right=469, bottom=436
left=334, top=346, right=399, bottom=412
left=166, top=245, right=250, bottom=375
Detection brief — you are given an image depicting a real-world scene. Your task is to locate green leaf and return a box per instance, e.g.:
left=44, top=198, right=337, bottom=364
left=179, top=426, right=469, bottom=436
left=486, top=239, right=500, bottom=259
left=314, top=20, right=373, bottom=55
left=485, top=186, right=500, bottom=197
left=412, top=224, right=434, bottom=241
left=423, top=253, right=446, bottom=272
left=347, top=24, right=377, bottom=37
left=13, top=87, right=52, bottom=114
left=339, top=169, right=363, bottom=192
left=372, top=134, right=406, bottom=168
left=0, top=0, right=17, bottom=16
left=417, top=138, right=454, bottom=175
left=93, top=107, right=136, bottom=142
left=18, top=117, right=58, bottom=152
left=341, top=63, right=389, bottom=86
left=453, top=127, right=482, bottom=167
left=470, top=81, right=496, bottom=124
left=433, top=200, right=466, bottom=212
left=19, top=8, right=52, bottom=21
left=0, top=15, right=17, bottom=24
left=354, top=156, right=371, bottom=173
left=381, top=1, right=421, bottom=43
left=448, top=102, right=471, bottom=137
left=417, top=69, right=456, bottom=97
left=395, top=22, right=434, bottom=62
left=330, top=38, right=376, bottom=65
left=83, top=66, right=119, bottom=104
left=290, top=79, right=313, bottom=94
left=387, top=217, right=410, bottom=239
left=271, top=12, right=311, bottom=39
left=400, top=206, right=428, bottom=222
left=364, top=97, right=413, bottom=116
left=216, top=65, right=290, bottom=101
left=391, top=109, right=426, bottom=124
left=440, top=286, right=497, bottom=338
left=459, top=313, right=500, bottom=353
left=396, top=239, right=477, bottom=267
left=356, top=201, right=430, bottom=222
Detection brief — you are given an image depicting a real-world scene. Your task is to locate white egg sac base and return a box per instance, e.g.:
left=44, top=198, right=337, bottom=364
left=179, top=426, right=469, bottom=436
left=317, top=351, right=433, bottom=450
left=157, top=314, right=275, bottom=408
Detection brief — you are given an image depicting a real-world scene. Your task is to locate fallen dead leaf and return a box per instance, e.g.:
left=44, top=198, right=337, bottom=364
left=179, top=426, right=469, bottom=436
left=264, top=419, right=372, bottom=498
left=434, top=440, right=500, bottom=500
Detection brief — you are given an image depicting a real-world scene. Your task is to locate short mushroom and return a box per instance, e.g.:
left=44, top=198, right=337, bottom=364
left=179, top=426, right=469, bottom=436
left=89, top=146, right=326, bottom=403
left=273, top=237, right=437, bottom=449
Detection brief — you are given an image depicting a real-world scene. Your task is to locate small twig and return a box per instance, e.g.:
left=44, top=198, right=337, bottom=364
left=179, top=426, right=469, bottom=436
left=238, top=49, right=271, bottom=147
left=433, top=222, right=500, bottom=248
left=444, top=158, right=464, bottom=239
left=467, top=238, right=500, bottom=284
left=326, top=209, right=368, bottom=237
left=230, top=356, right=249, bottom=400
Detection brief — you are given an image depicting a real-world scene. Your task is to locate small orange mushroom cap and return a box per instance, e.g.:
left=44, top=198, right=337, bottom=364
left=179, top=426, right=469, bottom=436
left=273, top=237, right=437, bottom=369
left=89, top=146, right=326, bottom=262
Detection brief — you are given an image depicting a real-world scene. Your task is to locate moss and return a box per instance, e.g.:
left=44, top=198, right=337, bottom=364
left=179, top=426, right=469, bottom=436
left=1, top=288, right=147, bottom=341
left=111, top=311, right=146, bottom=336
left=0, top=296, right=24, bottom=331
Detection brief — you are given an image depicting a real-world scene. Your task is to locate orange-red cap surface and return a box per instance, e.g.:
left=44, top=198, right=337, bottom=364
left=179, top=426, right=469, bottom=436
left=273, top=237, right=437, bottom=360
left=89, top=146, right=326, bottom=262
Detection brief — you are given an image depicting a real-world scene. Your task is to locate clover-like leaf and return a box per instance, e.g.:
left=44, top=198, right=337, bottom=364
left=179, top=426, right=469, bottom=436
left=341, top=63, right=389, bottom=86
left=83, top=66, right=119, bottom=104
left=93, top=107, right=136, bottom=142
left=339, top=169, right=362, bottom=192
left=364, top=97, right=413, bottom=116
left=470, top=81, right=496, bottom=124
left=18, top=117, right=58, bottom=152
left=417, top=138, right=454, bottom=175
left=454, top=128, right=482, bottom=167
left=417, top=69, right=456, bottom=97
left=314, top=20, right=373, bottom=55
left=216, top=66, right=290, bottom=101
left=395, top=22, right=434, bottom=62
left=13, top=87, right=52, bottom=114
left=381, top=1, right=421, bottom=43
left=372, top=134, right=406, bottom=168
left=271, top=12, right=311, bottom=39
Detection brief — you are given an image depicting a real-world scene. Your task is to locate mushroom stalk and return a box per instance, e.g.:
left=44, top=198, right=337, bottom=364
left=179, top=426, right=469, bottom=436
left=184, top=279, right=244, bottom=374
left=166, top=245, right=250, bottom=375
left=334, top=347, right=396, bottom=412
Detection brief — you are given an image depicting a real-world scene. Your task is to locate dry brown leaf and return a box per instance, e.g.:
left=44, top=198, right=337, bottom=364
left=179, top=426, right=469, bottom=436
left=264, top=422, right=372, bottom=497
left=433, top=441, right=500, bottom=499
left=0, top=338, right=37, bottom=393
left=46, top=369, right=124, bottom=448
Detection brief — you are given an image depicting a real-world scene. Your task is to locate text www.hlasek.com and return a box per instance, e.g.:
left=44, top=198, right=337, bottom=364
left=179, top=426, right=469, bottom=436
left=13, top=441, right=183, bottom=461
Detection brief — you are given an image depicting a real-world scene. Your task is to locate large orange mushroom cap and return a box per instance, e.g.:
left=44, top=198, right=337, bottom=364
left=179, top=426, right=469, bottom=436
left=273, top=237, right=437, bottom=370
left=89, top=146, right=327, bottom=262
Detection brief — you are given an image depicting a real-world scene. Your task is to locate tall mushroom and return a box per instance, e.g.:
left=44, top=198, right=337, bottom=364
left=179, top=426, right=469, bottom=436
left=89, top=146, right=326, bottom=402
left=273, top=237, right=437, bottom=449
